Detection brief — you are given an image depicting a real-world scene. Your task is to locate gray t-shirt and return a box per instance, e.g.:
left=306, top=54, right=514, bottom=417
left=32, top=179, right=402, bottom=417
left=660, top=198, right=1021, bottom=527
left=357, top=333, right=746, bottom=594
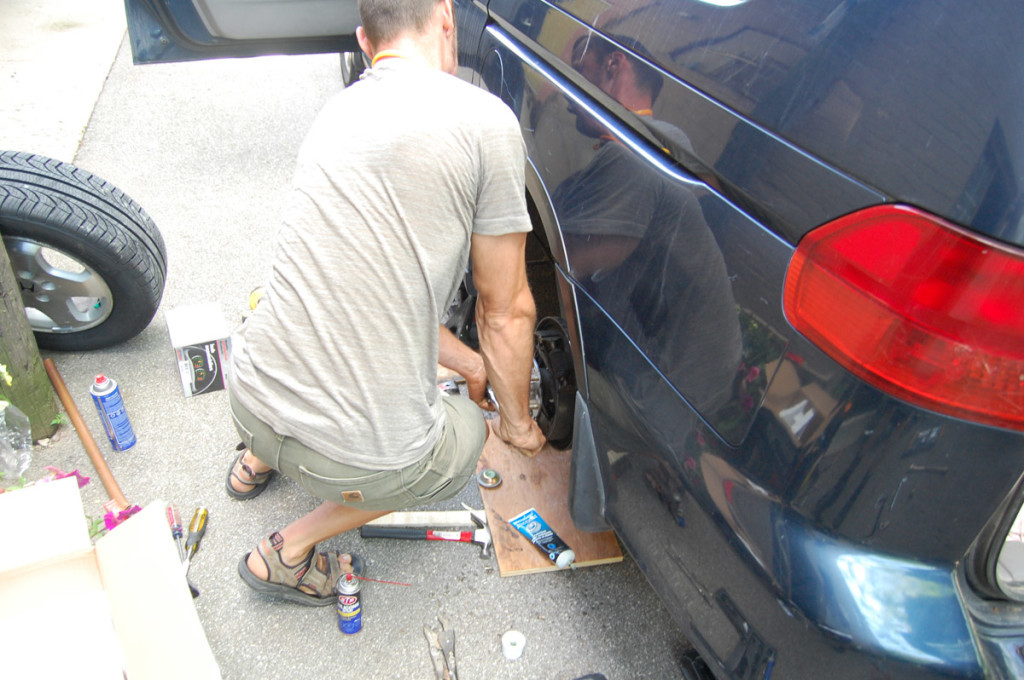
left=228, top=59, right=530, bottom=469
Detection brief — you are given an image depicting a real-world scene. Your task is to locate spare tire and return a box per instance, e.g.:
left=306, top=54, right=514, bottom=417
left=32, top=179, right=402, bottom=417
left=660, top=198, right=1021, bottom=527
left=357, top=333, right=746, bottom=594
left=0, top=151, right=166, bottom=351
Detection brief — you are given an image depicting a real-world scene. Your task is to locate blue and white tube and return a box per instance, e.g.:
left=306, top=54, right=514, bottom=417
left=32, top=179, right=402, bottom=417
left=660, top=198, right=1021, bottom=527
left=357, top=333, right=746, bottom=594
left=510, top=507, right=575, bottom=568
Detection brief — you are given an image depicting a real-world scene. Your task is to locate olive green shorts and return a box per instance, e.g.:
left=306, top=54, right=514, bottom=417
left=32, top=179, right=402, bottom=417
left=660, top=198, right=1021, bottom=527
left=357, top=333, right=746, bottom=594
left=229, top=391, right=487, bottom=512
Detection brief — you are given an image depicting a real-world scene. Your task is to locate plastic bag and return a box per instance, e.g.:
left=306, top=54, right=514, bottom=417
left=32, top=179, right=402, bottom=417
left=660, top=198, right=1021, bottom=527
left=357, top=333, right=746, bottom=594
left=0, top=401, right=32, bottom=478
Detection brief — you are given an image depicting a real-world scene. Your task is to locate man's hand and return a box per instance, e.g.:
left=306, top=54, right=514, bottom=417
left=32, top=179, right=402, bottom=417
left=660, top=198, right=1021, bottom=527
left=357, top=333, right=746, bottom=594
left=464, top=364, right=494, bottom=412
left=493, top=416, right=547, bottom=458
left=438, top=325, right=494, bottom=410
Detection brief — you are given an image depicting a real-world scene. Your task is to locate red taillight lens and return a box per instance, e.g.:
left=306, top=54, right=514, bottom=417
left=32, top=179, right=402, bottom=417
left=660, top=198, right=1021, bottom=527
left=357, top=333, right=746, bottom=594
left=784, top=204, right=1024, bottom=432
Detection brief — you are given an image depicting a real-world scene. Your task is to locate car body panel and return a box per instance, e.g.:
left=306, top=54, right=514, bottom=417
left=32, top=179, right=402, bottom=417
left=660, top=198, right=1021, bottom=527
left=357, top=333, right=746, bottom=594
left=471, top=1, right=1024, bottom=676
left=123, top=0, right=1024, bottom=676
left=482, top=1, right=887, bottom=243
left=489, top=0, right=1024, bottom=247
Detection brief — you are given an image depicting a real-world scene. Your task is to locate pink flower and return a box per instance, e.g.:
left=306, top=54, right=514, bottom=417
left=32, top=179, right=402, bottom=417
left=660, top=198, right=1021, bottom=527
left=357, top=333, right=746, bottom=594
left=103, top=505, right=142, bottom=531
left=744, top=366, right=761, bottom=384
left=44, top=466, right=91, bottom=489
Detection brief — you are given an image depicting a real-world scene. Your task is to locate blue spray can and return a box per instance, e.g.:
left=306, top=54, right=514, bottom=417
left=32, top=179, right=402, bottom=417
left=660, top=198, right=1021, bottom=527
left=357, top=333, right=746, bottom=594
left=90, top=374, right=136, bottom=450
left=336, top=573, right=362, bottom=634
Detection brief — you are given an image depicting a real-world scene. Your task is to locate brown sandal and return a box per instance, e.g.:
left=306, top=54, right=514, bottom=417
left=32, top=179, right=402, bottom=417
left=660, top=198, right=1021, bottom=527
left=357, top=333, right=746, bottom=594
left=238, top=532, right=365, bottom=606
left=225, top=442, right=275, bottom=500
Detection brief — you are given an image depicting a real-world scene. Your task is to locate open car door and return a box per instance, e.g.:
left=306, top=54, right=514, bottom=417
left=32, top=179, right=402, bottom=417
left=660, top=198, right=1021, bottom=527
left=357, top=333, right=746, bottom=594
left=125, top=0, right=361, bottom=63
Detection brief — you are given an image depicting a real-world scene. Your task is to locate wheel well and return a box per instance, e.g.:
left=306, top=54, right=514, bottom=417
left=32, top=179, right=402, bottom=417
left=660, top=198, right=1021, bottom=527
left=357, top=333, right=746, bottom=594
left=524, top=193, right=561, bottom=321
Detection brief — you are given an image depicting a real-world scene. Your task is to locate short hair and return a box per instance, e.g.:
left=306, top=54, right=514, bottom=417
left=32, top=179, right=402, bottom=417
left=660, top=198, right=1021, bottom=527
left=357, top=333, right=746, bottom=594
left=574, top=33, right=664, bottom=103
left=358, top=0, right=443, bottom=46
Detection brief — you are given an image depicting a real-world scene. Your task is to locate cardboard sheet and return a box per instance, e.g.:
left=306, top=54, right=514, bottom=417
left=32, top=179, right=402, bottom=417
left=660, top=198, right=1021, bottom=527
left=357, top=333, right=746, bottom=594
left=0, top=478, right=220, bottom=679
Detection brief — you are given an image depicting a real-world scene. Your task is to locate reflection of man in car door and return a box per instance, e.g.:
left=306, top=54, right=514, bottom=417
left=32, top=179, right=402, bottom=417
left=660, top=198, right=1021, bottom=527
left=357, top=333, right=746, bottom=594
left=556, top=34, right=742, bottom=418
left=223, top=0, right=545, bottom=606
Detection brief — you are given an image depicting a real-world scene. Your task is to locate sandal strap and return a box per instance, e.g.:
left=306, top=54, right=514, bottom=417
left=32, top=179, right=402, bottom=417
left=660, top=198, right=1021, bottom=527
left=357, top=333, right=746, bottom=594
left=256, top=532, right=315, bottom=589
left=255, top=533, right=350, bottom=598
left=296, top=552, right=344, bottom=598
left=231, top=450, right=273, bottom=488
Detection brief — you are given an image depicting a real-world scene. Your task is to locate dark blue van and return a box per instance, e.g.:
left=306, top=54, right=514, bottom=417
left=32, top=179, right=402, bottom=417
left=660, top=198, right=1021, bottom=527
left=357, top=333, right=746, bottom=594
left=125, top=1, right=1024, bottom=676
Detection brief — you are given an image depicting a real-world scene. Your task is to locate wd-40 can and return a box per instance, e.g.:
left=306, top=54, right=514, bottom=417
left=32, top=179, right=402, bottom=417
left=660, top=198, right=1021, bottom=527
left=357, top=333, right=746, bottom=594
left=336, top=572, right=362, bottom=634
left=90, top=374, right=136, bottom=451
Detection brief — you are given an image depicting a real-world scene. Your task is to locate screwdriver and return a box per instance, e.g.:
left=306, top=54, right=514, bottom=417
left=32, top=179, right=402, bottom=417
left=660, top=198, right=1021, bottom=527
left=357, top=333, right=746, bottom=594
left=184, top=507, right=209, bottom=571
left=166, top=503, right=185, bottom=562
left=168, top=504, right=200, bottom=598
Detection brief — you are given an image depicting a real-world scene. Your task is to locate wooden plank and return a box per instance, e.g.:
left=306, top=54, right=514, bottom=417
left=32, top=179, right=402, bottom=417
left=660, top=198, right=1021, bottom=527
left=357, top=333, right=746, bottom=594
left=477, top=427, right=622, bottom=576
left=366, top=510, right=476, bottom=528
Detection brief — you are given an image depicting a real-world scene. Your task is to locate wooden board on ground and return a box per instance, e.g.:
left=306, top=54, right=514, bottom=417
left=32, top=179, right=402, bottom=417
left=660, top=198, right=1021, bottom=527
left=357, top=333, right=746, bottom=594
left=477, top=427, right=622, bottom=576
left=366, top=510, right=475, bottom=528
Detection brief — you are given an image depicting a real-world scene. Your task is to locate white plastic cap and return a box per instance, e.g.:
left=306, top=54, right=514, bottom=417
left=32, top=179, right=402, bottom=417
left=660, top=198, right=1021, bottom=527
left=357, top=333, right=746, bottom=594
left=502, top=630, right=525, bottom=660
left=555, top=549, right=576, bottom=569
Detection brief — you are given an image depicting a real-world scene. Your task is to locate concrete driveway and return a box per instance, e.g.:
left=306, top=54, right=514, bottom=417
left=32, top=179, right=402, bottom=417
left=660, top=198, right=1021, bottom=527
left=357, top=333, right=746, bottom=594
left=1, top=2, right=690, bottom=678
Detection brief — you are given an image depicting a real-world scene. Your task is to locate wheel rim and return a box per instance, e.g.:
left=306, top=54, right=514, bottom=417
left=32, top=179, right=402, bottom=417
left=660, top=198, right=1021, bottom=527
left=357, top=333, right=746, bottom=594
left=4, top=236, right=113, bottom=334
left=534, top=317, right=576, bottom=447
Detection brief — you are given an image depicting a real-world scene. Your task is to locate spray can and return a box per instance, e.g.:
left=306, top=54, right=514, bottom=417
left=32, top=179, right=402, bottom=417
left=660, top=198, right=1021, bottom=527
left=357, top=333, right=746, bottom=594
left=90, top=374, right=136, bottom=451
left=336, top=572, right=362, bottom=634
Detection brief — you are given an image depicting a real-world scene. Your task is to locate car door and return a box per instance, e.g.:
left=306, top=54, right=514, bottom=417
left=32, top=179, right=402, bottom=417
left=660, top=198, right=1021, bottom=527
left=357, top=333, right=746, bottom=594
left=125, top=0, right=361, bottom=63
left=124, top=0, right=492, bottom=68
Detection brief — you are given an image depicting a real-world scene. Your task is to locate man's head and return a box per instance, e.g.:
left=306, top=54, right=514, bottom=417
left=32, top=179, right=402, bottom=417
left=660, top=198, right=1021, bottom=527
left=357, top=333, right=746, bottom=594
left=567, top=34, right=663, bottom=138
left=358, top=0, right=438, bottom=46
left=570, top=34, right=664, bottom=104
left=357, top=0, right=458, bottom=74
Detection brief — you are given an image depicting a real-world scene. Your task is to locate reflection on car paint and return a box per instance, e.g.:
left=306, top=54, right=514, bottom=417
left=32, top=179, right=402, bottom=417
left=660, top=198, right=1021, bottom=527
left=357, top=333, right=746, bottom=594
left=476, top=1, right=1024, bottom=675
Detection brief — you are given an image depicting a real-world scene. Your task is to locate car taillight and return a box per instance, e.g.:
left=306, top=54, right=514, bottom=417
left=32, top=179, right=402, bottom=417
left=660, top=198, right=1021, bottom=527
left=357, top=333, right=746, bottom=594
left=783, top=204, right=1024, bottom=432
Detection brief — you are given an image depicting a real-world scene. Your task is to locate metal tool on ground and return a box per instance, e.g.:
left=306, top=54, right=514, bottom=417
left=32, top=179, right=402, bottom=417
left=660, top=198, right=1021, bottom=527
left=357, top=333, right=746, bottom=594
left=166, top=504, right=185, bottom=561
left=360, top=503, right=491, bottom=558
left=184, top=507, right=208, bottom=572
left=424, top=617, right=457, bottom=680
left=166, top=503, right=200, bottom=598
left=43, top=358, right=130, bottom=510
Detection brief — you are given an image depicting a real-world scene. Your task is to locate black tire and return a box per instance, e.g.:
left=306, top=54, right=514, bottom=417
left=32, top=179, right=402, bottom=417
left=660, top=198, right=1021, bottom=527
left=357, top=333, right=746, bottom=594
left=0, top=151, right=166, bottom=351
left=535, top=316, right=576, bottom=449
left=678, top=649, right=716, bottom=680
left=340, top=51, right=370, bottom=87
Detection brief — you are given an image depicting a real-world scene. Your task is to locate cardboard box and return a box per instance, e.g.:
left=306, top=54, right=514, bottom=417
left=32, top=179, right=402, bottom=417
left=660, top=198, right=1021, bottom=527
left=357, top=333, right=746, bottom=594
left=0, top=478, right=220, bottom=679
left=763, top=359, right=837, bottom=445
left=165, top=303, right=231, bottom=397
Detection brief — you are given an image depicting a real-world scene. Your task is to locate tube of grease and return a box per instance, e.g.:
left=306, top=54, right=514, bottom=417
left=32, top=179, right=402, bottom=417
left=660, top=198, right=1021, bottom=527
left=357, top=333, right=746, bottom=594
left=509, top=508, right=576, bottom=568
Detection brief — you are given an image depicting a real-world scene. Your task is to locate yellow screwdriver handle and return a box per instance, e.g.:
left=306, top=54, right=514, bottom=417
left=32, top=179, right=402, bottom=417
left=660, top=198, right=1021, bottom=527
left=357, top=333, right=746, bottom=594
left=185, top=507, right=208, bottom=559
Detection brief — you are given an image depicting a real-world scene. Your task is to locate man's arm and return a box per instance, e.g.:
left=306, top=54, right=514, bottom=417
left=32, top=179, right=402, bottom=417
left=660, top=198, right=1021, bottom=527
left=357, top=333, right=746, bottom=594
left=438, top=324, right=490, bottom=409
left=471, top=231, right=546, bottom=456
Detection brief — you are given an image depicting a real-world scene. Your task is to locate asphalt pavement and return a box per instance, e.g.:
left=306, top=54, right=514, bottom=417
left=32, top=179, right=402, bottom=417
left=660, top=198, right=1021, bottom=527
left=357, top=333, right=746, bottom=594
left=1, top=2, right=690, bottom=678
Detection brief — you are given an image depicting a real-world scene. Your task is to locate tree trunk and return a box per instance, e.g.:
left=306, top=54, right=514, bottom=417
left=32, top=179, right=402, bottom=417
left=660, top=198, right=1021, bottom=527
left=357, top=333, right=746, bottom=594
left=0, top=245, right=57, bottom=441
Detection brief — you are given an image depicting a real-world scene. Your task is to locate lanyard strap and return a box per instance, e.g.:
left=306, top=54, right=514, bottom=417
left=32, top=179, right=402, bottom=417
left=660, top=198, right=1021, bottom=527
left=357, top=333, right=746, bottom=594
left=370, top=50, right=409, bottom=67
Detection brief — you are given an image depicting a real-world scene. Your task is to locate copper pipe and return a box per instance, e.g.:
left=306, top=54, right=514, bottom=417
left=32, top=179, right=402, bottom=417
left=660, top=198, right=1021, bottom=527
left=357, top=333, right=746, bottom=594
left=43, top=358, right=129, bottom=510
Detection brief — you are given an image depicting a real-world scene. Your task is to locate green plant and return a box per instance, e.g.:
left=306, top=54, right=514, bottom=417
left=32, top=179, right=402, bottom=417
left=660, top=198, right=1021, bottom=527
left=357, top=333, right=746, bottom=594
left=0, top=472, right=28, bottom=491
left=87, top=515, right=106, bottom=539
